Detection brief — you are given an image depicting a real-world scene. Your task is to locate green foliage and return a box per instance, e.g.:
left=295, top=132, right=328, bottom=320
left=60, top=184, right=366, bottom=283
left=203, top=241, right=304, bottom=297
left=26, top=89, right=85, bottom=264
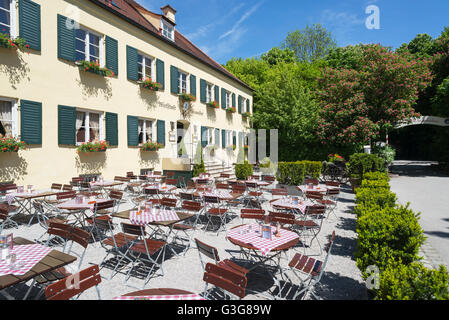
left=275, top=161, right=321, bottom=185
left=347, top=153, right=385, bottom=179
left=325, top=45, right=364, bottom=69
left=303, top=161, right=322, bottom=179
left=355, top=189, right=397, bottom=216
left=372, top=144, right=396, bottom=168
left=235, top=161, right=253, bottom=180
left=192, top=146, right=206, bottom=177
left=363, top=172, right=390, bottom=182
left=360, top=179, right=391, bottom=190
left=0, top=33, right=28, bottom=50
left=0, top=136, right=27, bottom=152
left=356, top=204, right=425, bottom=275
left=375, top=260, right=449, bottom=300
left=282, top=24, right=337, bottom=63
left=260, top=47, right=296, bottom=66
left=223, top=57, right=270, bottom=92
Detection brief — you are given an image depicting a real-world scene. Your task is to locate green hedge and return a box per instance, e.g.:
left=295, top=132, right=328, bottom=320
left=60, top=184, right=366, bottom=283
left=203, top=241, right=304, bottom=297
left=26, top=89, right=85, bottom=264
left=363, top=172, right=390, bottom=182
left=235, top=160, right=253, bottom=180
left=360, top=179, right=391, bottom=190
left=347, top=153, right=385, bottom=179
left=276, top=161, right=321, bottom=185
left=354, top=190, right=397, bottom=216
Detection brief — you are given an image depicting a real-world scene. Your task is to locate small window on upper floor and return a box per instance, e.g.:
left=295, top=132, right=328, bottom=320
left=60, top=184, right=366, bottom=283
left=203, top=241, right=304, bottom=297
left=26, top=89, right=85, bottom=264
left=206, top=83, right=213, bottom=103
left=225, top=91, right=231, bottom=109
left=75, top=27, right=104, bottom=65
left=0, top=98, right=18, bottom=138
left=75, top=110, right=104, bottom=145
left=138, top=53, right=155, bottom=81
left=0, top=0, right=16, bottom=38
left=161, top=19, right=174, bottom=41
left=178, top=71, right=188, bottom=94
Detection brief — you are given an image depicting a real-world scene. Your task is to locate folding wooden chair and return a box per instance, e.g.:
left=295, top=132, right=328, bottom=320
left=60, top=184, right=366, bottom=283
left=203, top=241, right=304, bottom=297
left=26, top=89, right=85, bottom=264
left=181, top=200, right=203, bottom=228
left=121, top=223, right=167, bottom=288
left=304, top=179, right=319, bottom=186
left=85, top=200, right=115, bottom=242
left=295, top=205, right=326, bottom=255
left=0, top=206, right=19, bottom=234
left=240, top=208, right=266, bottom=223
left=203, top=195, right=229, bottom=234
left=50, top=183, right=62, bottom=192
left=62, top=184, right=73, bottom=192
left=202, top=263, right=247, bottom=300
left=283, top=231, right=336, bottom=300
left=44, top=265, right=102, bottom=300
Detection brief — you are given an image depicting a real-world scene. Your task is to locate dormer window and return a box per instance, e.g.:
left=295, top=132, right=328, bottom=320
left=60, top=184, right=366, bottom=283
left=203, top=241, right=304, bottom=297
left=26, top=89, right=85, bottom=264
left=161, top=19, right=174, bottom=41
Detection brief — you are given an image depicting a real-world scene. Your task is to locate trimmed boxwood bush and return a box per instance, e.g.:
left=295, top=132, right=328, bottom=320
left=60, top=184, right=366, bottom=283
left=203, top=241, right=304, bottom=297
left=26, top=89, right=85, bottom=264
left=356, top=204, right=425, bottom=275
left=375, top=260, right=449, bottom=300
left=235, top=160, right=253, bottom=180
left=347, top=153, right=385, bottom=179
left=363, top=172, right=390, bottom=182
left=276, top=161, right=321, bottom=185
left=360, top=179, right=391, bottom=190
left=355, top=189, right=397, bottom=216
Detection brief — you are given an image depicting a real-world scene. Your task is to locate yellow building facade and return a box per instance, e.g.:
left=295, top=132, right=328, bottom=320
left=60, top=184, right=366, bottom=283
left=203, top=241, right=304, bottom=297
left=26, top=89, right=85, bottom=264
left=0, top=0, right=253, bottom=188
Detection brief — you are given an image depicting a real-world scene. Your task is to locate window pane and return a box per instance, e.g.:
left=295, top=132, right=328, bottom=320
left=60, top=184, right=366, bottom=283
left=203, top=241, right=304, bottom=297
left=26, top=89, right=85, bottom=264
left=75, top=29, right=86, bottom=40
left=75, top=39, right=85, bottom=53
left=138, top=120, right=144, bottom=144
left=76, top=112, right=86, bottom=144
left=0, top=9, right=10, bottom=27
left=89, top=45, right=99, bottom=59
left=145, top=58, right=152, bottom=68
left=0, top=25, right=10, bottom=36
left=89, top=113, right=100, bottom=142
left=146, top=121, right=153, bottom=142
left=0, top=0, right=10, bottom=11
left=145, top=66, right=152, bottom=79
left=89, top=33, right=100, bottom=46
left=75, top=51, right=86, bottom=62
left=0, top=100, right=12, bottom=137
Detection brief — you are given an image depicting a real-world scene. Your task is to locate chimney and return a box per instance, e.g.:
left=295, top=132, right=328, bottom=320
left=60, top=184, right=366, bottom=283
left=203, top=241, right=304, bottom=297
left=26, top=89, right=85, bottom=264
left=161, top=5, right=176, bottom=25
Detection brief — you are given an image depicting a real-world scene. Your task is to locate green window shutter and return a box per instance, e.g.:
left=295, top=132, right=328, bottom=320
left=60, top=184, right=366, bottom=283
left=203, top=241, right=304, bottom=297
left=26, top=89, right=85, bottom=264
left=20, top=100, right=42, bottom=145
left=221, top=88, right=226, bottom=109
left=238, top=95, right=243, bottom=114
left=127, top=115, right=138, bottom=147
left=190, top=74, right=197, bottom=97
left=215, top=128, right=220, bottom=147
left=156, top=59, right=165, bottom=90
left=170, top=66, right=179, bottom=94
left=232, top=93, right=236, bottom=108
left=200, top=79, right=206, bottom=103
left=57, top=14, right=75, bottom=62
left=233, top=131, right=236, bottom=146
left=105, top=112, right=118, bottom=146
left=105, top=36, right=118, bottom=76
left=157, top=120, right=166, bottom=146
left=126, top=45, right=138, bottom=81
left=215, top=85, right=220, bottom=106
left=247, top=99, right=250, bottom=113
left=222, top=129, right=226, bottom=148
left=201, top=126, right=207, bottom=148
left=19, top=0, right=41, bottom=51
left=58, top=105, right=76, bottom=145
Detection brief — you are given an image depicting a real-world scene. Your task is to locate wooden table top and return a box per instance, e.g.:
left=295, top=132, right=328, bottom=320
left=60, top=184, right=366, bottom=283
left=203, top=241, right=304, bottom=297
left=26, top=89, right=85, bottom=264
left=112, top=210, right=194, bottom=227
left=0, top=237, right=77, bottom=291
left=192, top=191, right=243, bottom=201
left=122, top=288, right=193, bottom=297
left=15, top=191, right=60, bottom=200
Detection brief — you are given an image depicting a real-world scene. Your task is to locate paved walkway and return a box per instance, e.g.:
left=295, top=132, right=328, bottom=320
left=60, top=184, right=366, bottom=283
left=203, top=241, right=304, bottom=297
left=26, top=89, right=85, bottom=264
left=390, top=160, right=449, bottom=270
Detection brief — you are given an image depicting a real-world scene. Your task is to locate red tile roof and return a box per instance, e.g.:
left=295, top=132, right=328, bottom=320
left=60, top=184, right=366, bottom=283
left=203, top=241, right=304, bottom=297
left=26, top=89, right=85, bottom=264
left=88, top=0, right=253, bottom=91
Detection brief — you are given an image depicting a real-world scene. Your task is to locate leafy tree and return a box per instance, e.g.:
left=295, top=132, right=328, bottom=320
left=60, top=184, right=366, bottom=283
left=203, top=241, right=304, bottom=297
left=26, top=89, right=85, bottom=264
left=260, top=47, right=296, bottom=66
left=282, top=24, right=337, bottom=63
left=316, top=44, right=433, bottom=153
left=223, top=57, right=270, bottom=92
left=325, top=45, right=364, bottom=70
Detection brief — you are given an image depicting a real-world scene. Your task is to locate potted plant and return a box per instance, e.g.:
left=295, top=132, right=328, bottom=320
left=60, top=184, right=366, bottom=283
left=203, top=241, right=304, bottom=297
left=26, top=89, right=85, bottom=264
left=75, top=60, right=115, bottom=77
left=226, top=106, right=236, bottom=113
left=0, top=135, right=26, bottom=153
left=0, top=33, right=28, bottom=51
left=77, top=140, right=109, bottom=154
left=206, top=101, right=219, bottom=109
left=140, top=141, right=164, bottom=152
left=138, top=77, right=162, bottom=91
left=179, top=93, right=196, bottom=102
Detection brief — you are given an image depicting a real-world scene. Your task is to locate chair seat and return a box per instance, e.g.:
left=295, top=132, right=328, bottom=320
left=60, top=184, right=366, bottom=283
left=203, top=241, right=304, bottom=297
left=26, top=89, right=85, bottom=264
left=173, top=224, right=194, bottom=231
left=288, top=253, right=323, bottom=277
left=36, top=266, right=72, bottom=285
left=85, top=215, right=111, bottom=225
left=295, top=220, right=319, bottom=228
left=0, top=203, right=18, bottom=212
left=248, top=191, right=263, bottom=197
left=207, top=208, right=228, bottom=216
left=319, top=200, right=336, bottom=206
left=218, top=259, right=249, bottom=276
left=102, top=233, right=136, bottom=248
left=130, top=239, right=166, bottom=255
left=48, top=218, right=68, bottom=225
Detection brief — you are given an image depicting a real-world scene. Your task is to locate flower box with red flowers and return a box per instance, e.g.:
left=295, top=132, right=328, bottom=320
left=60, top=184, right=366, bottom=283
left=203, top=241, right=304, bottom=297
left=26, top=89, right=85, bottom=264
left=0, top=32, right=28, bottom=51
left=75, top=60, right=115, bottom=77
left=328, top=154, right=345, bottom=163
left=206, top=101, right=219, bottom=109
left=179, top=93, right=196, bottom=102
left=137, top=77, right=161, bottom=91
left=226, top=106, right=237, bottom=113
left=77, top=140, right=109, bottom=154
left=0, top=136, right=26, bottom=153
left=140, top=141, right=164, bottom=152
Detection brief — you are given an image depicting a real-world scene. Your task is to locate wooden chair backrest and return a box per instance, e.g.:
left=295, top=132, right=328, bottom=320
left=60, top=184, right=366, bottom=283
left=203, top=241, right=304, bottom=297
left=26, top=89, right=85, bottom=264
left=305, top=205, right=326, bottom=215
left=44, top=265, right=101, bottom=300
left=232, top=185, right=246, bottom=193
left=62, top=184, right=73, bottom=191
left=109, top=190, right=123, bottom=201
left=47, top=222, right=72, bottom=240
left=93, top=200, right=115, bottom=212
left=245, top=182, right=257, bottom=188
left=182, top=201, right=202, bottom=212
left=215, top=183, right=229, bottom=190
left=144, top=188, right=159, bottom=195
left=327, top=189, right=340, bottom=196
left=161, top=197, right=177, bottom=208
left=165, top=179, right=178, bottom=186
left=196, top=179, right=209, bottom=185
left=56, top=191, right=77, bottom=201
left=51, top=183, right=62, bottom=191
left=272, top=189, right=288, bottom=196
left=268, top=211, right=295, bottom=225
left=204, top=196, right=220, bottom=204
left=153, top=171, right=162, bottom=176
left=179, top=192, right=194, bottom=201
left=165, top=171, right=175, bottom=177
left=195, top=238, right=220, bottom=261
left=220, top=173, right=230, bottom=178
left=263, top=175, right=276, bottom=182
left=203, top=263, right=246, bottom=299
left=249, top=175, right=260, bottom=181
left=121, top=222, right=145, bottom=237
left=305, top=179, right=319, bottom=186
left=70, top=226, right=91, bottom=248
left=325, top=181, right=340, bottom=187
left=306, top=192, right=324, bottom=200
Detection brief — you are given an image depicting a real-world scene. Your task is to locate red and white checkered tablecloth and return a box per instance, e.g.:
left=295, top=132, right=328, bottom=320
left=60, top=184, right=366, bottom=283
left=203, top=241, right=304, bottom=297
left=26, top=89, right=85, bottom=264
left=227, top=223, right=299, bottom=256
left=113, top=294, right=206, bottom=300
left=129, top=209, right=179, bottom=225
left=0, top=244, right=53, bottom=276
left=271, top=198, right=310, bottom=214
left=203, top=190, right=232, bottom=199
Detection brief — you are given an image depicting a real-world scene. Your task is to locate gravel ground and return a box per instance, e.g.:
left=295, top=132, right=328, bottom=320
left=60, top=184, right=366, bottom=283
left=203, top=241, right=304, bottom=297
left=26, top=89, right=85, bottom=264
left=1, top=183, right=366, bottom=300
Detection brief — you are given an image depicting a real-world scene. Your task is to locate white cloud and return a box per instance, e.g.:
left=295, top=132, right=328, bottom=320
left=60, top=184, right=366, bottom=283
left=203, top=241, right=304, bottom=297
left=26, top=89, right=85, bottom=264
left=319, top=9, right=366, bottom=46
left=218, top=1, right=263, bottom=40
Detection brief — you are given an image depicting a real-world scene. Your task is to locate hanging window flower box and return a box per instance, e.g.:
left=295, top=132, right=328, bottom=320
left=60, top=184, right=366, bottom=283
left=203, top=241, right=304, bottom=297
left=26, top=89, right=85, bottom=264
left=75, top=60, right=115, bottom=77
left=77, top=140, right=109, bottom=154
left=243, top=145, right=249, bottom=151
left=140, top=141, right=164, bottom=152
left=206, top=101, right=219, bottom=109
left=0, top=33, right=28, bottom=51
left=137, top=77, right=161, bottom=91
left=242, top=112, right=251, bottom=117
left=226, top=106, right=236, bottom=113
left=0, top=136, right=26, bottom=153
left=179, top=93, right=196, bottom=102
left=226, top=144, right=236, bottom=151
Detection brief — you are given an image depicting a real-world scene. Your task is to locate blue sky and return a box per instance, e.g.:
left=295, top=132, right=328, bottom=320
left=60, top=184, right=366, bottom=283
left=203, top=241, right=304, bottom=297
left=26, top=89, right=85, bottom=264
left=137, top=0, right=449, bottom=64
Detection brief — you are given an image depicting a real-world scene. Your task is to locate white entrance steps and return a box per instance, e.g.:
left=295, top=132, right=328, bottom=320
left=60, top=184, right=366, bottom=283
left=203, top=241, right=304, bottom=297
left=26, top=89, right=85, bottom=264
left=204, top=161, right=235, bottom=179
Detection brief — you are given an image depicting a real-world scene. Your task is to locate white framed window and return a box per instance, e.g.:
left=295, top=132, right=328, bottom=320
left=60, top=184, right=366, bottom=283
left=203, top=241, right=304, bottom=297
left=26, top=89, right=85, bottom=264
left=0, top=0, right=16, bottom=38
left=138, top=53, right=155, bottom=81
left=75, top=109, right=104, bottom=144
left=0, top=98, right=18, bottom=138
left=75, top=27, right=104, bottom=65
left=206, top=83, right=213, bottom=103
left=138, top=118, right=155, bottom=144
left=207, top=127, right=214, bottom=146
left=178, top=71, right=188, bottom=94
left=161, top=19, right=174, bottom=41
left=226, top=131, right=232, bottom=146
left=225, top=91, right=231, bottom=108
